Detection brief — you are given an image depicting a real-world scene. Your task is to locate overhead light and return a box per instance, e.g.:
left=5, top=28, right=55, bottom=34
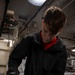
left=28, top=0, right=46, bottom=6
left=71, top=49, right=75, bottom=52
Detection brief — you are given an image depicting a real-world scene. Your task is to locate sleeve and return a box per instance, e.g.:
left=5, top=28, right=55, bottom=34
left=7, top=36, right=31, bottom=75
left=52, top=46, right=68, bottom=75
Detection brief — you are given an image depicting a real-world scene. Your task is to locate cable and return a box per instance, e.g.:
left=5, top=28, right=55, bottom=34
left=0, top=0, right=10, bottom=37
left=18, top=0, right=48, bottom=36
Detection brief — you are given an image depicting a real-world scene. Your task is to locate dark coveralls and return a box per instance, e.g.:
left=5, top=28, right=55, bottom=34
left=7, top=31, right=67, bottom=75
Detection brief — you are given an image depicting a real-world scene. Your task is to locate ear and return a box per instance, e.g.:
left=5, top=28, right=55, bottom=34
left=58, top=28, right=62, bottom=32
left=42, top=19, right=44, bottom=23
left=56, top=28, right=62, bottom=35
left=42, top=20, right=44, bottom=26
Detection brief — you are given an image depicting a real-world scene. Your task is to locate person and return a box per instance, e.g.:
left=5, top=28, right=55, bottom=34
left=6, top=6, right=67, bottom=75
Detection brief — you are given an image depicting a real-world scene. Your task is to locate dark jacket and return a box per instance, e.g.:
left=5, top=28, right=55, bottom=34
left=7, top=31, right=67, bottom=75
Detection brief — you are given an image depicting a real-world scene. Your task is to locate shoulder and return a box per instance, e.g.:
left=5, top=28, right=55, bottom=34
left=54, top=36, right=66, bottom=52
left=57, top=37, right=67, bottom=56
left=24, top=31, right=40, bottom=41
left=57, top=36, right=66, bottom=47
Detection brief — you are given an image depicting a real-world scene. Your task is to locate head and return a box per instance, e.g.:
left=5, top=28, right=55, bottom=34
left=42, top=6, right=67, bottom=43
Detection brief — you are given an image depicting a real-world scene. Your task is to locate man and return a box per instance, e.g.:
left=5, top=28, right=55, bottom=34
left=7, top=6, right=67, bottom=75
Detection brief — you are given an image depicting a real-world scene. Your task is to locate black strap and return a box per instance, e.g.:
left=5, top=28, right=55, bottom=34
left=0, top=0, right=10, bottom=37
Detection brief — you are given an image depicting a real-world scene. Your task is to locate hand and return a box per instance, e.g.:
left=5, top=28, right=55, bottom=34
left=6, top=71, right=18, bottom=75
left=6, top=69, right=19, bottom=75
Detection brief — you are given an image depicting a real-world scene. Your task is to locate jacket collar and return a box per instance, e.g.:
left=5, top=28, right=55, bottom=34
left=32, top=31, right=65, bottom=52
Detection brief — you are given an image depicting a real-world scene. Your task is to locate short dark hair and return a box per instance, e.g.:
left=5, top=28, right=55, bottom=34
left=43, top=6, right=67, bottom=34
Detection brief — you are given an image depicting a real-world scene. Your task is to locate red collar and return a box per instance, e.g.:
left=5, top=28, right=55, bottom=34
left=40, top=32, right=57, bottom=50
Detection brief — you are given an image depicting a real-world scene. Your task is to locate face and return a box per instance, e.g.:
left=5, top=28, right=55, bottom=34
left=41, top=21, right=59, bottom=43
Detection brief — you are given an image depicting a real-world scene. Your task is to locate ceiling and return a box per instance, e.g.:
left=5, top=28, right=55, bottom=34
left=0, top=0, right=75, bottom=50
left=6, top=0, right=75, bottom=35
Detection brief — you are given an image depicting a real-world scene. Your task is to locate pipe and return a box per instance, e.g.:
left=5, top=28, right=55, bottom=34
left=0, top=0, right=10, bottom=37
left=60, top=35, right=75, bottom=41
left=18, top=0, right=54, bottom=36
left=62, top=0, right=74, bottom=10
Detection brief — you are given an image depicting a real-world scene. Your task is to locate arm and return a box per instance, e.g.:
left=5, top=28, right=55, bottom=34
left=53, top=47, right=67, bottom=75
left=7, top=36, right=31, bottom=75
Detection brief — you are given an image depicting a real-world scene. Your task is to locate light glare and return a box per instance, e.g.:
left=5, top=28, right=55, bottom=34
left=28, top=0, right=46, bottom=6
left=71, top=49, right=75, bottom=52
